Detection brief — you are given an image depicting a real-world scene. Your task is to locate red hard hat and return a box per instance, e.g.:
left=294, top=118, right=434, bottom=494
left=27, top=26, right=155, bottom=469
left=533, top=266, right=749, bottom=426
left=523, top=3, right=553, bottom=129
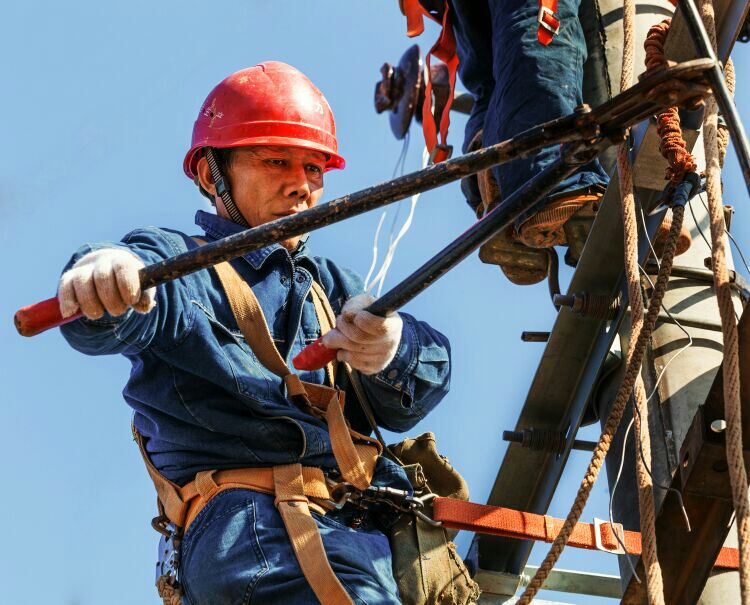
left=183, top=61, right=345, bottom=179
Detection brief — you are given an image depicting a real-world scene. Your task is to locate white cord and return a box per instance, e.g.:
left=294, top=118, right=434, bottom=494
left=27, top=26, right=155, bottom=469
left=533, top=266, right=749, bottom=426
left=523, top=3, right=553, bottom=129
left=696, top=192, right=750, bottom=275
left=363, top=212, right=386, bottom=289
left=365, top=144, right=429, bottom=296
left=606, top=211, right=694, bottom=577
left=365, top=132, right=411, bottom=290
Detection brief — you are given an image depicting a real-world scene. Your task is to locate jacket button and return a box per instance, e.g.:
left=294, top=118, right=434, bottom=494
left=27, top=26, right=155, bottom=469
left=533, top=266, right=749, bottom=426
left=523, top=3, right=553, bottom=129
left=387, top=369, right=399, bottom=380
left=280, top=276, right=288, bottom=284
left=296, top=275, right=305, bottom=283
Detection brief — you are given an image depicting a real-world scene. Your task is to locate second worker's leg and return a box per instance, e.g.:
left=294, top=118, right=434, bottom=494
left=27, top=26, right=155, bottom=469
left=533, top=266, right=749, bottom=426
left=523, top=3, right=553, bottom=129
left=485, top=0, right=610, bottom=247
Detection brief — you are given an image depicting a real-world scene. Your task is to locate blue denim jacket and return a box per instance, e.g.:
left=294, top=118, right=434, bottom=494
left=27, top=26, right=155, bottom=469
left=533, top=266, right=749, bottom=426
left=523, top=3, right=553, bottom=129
left=61, top=211, right=451, bottom=488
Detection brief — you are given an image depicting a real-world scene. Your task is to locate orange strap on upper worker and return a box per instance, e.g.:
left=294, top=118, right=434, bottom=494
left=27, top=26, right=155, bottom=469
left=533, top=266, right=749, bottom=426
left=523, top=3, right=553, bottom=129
left=432, top=497, right=740, bottom=569
left=401, top=0, right=458, bottom=163
left=537, top=0, right=561, bottom=45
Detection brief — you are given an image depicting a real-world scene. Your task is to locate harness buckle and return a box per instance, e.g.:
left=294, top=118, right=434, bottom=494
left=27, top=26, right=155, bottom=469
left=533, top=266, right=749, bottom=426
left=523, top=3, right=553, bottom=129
left=328, top=482, right=357, bottom=510
left=429, top=144, right=453, bottom=164
left=593, top=517, right=626, bottom=554
left=537, top=6, right=560, bottom=36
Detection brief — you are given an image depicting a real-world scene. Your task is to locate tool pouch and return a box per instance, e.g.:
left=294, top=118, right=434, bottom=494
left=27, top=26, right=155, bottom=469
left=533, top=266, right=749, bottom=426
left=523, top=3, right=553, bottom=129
left=387, top=432, right=481, bottom=605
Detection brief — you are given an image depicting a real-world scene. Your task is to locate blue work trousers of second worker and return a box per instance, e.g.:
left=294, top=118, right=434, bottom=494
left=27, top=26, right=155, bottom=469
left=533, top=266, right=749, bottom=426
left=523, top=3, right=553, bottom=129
left=180, top=489, right=401, bottom=605
left=451, top=0, right=609, bottom=213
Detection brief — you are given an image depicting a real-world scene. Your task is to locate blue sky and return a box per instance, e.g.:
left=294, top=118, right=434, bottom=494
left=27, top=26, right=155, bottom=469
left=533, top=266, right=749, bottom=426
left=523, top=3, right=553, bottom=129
left=2, top=2, right=749, bottom=604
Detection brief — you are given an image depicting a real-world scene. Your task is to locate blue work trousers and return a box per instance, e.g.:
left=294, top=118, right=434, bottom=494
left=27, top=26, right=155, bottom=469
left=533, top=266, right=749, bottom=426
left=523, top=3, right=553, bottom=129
left=180, top=489, right=400, bottom=605
left=451, top=0, right=609, bottom=213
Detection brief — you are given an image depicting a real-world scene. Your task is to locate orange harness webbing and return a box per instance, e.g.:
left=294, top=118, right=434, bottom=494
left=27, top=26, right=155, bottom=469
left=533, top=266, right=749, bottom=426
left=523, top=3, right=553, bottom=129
left=432, top=497, right=740, bottom=570
left=401, top=0, right=458, bottom=163
left=537, top=0, right=560, bottom=45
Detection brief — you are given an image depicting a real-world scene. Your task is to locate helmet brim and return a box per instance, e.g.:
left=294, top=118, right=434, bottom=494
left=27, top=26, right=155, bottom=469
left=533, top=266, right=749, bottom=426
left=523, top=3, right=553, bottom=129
left=183, top=137, right=345, bottom=179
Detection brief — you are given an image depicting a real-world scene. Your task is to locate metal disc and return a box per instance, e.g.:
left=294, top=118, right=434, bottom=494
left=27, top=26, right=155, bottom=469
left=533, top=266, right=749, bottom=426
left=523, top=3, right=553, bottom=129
left=391, top=44, right=423, bottom=139
left=373, top=45, right=423, bottom=140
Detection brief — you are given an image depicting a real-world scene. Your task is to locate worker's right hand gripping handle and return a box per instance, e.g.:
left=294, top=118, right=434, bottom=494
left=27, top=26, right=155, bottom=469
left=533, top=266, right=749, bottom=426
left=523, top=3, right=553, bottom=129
left=292, top=336, right=337, bottom=371
left=293, top=297, right=394, bottom=371
left=14, top=297, right=81, bottom=337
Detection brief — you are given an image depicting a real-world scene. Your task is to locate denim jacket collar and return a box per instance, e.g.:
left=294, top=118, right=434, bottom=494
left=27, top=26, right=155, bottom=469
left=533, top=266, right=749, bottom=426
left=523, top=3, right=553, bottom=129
left=195, top=210, right=318, bottom=277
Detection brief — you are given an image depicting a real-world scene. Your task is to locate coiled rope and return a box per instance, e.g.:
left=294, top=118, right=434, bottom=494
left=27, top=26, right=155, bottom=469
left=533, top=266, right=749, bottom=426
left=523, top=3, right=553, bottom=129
left=698, top=0, right=750, bottom=602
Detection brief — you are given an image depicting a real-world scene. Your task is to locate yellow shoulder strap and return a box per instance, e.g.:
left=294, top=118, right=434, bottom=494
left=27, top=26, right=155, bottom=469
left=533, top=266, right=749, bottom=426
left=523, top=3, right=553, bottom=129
left=193, top=239, right=381, bottom=488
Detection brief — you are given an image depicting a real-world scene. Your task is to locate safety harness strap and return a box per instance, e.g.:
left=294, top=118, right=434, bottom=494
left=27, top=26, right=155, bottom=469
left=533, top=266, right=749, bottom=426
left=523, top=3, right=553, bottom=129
left=309, top=280, right=339, bottom=387
left=401, top=0, right=457, bottom=163
left=133, top=425, right=191, bottom=528
left=537, top=0, right=561, bottom=45
left=206, top=247, right=381, bottom=487
left=432, top=497, right=741, bottom=569
left=208, top=255, right=298, bottom=382
left=274, top=464, right=356, bottom=605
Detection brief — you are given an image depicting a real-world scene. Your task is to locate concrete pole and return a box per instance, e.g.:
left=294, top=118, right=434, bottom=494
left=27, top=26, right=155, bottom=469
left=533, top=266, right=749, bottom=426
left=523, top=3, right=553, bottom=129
left=582, top=0, right=744, bottom=600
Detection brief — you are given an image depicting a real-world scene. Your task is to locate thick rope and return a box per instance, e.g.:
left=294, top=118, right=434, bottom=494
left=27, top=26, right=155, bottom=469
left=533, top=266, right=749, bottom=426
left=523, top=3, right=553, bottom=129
left=517, top=205, right=684, bottom=603
left=718, top=57, right=735, bottom=167
left=618, top=6, right=665, bottom=602
left=698, top=1, right=750, bottom=601
left=156, top=575, right=183, bottom=605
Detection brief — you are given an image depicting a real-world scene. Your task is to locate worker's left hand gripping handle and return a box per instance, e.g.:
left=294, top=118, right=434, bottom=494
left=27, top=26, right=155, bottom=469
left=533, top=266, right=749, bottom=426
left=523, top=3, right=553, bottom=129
left=14, top=297, right=82, bottom=337
left=293, top=336, right=337, bottom=371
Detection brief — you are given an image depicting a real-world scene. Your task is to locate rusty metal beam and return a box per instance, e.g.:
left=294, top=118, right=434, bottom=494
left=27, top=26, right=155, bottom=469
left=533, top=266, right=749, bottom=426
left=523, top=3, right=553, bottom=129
left=621, top=306, right=750, bottom=604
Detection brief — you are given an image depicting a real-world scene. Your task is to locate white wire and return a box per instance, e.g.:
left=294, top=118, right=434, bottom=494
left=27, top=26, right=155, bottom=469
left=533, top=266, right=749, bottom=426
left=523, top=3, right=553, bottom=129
left=364, top=133, right=410, bottom=293
left=696, top=191, right=750, bottom=275
left=365, top=146, right=429, bottom=296
left=606, top=212, right=694, bottom=577
left=363, top=212, right=386, bottom=289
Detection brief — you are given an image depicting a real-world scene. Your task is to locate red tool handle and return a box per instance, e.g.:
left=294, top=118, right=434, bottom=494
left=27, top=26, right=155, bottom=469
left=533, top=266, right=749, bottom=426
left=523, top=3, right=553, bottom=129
left=292, top=336, right=338, bottom=371
left=14, top=297, right=81, bottom=337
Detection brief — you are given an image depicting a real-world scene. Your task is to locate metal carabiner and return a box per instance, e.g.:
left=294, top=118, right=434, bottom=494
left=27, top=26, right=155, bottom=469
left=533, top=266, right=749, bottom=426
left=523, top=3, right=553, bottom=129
left=328, top=482, right=357, bottom=510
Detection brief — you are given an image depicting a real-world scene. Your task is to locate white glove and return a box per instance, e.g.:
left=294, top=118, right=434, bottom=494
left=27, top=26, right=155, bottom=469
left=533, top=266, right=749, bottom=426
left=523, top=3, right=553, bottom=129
left=58, top=248, right=156, bottom=320
left=322, top=293, right=403, bottom=375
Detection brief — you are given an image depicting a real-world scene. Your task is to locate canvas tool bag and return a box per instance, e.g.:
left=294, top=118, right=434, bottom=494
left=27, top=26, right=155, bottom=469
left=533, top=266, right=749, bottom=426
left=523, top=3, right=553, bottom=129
left=387, top=434, right=481, bottom=605
left=347, top=371, right=480, bottom=605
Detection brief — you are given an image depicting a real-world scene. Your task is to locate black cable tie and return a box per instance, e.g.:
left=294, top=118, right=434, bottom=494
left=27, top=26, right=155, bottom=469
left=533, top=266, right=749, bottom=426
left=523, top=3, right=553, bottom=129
left=670, top=171, right=701, bottom=208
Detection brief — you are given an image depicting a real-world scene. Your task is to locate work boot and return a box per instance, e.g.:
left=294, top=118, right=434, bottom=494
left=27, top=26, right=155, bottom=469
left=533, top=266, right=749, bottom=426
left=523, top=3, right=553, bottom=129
left=517, top=187, right=605, bottom=249
left=471, top=147, right=549, bottom=284
left=652, top=209, right=692, bottom=257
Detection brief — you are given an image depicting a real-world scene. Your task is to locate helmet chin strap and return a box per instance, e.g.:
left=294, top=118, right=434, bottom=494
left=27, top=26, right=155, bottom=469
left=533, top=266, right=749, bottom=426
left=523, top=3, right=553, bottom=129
left=205, top=147, right=250, bottom=228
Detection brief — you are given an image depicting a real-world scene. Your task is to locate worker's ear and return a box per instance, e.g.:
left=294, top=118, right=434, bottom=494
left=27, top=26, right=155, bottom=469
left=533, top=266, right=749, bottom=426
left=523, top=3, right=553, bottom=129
left=196, top=156, right=217, bottom=197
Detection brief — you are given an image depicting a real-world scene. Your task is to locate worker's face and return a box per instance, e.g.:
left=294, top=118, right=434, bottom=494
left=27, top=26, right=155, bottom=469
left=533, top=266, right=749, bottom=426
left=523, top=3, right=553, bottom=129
left=200, top=146, right=326, bottom=250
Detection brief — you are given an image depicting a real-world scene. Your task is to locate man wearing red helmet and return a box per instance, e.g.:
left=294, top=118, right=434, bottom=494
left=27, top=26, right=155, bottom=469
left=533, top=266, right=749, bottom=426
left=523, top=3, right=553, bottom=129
left=57, top=62, right=451, bottom=604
